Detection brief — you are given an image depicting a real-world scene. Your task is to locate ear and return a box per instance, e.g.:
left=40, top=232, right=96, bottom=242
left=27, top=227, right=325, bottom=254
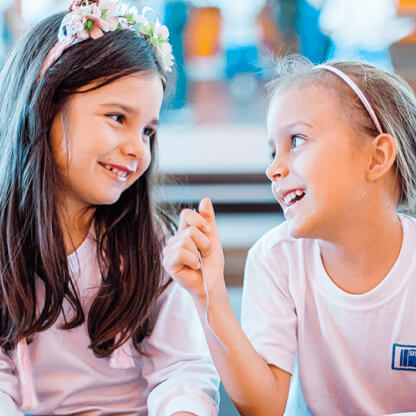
left=366, top=133, right=397, bottom=182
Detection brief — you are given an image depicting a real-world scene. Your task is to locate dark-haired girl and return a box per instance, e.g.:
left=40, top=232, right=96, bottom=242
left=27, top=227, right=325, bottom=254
left=0, top=2, right=219, bottom=415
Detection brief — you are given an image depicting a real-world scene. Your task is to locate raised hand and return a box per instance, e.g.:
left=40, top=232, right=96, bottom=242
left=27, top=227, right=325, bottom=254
left=163, top=198, right=225, bottom=301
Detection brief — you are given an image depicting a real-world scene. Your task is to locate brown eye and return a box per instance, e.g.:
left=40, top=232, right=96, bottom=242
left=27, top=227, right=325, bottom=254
left=143, top=127, right=156, bottom=139
left=107, top=113, right=125, bottom=124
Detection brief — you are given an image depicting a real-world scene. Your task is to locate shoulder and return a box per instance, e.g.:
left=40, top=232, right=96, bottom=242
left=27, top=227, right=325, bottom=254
left=400, top=213, right=416, bottom=233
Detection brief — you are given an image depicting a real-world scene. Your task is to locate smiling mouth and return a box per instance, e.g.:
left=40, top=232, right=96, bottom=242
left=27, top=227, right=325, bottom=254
left=99, top=163, right=131, bottom=180
left=282, top=190, right=305, bottom=208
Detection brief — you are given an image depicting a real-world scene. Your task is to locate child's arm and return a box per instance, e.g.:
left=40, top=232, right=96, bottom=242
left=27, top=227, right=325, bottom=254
left=163, top=198, right=291, bottom=416
left=0, top=349, right=25, bottom=415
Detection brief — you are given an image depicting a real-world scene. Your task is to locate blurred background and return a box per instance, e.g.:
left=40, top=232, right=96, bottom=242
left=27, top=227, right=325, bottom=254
left=1, top=0, right=415, bottom=414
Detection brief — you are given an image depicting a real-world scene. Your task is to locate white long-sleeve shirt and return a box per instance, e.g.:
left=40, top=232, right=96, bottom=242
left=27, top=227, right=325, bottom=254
left=0, top=232, right=219, bottom=416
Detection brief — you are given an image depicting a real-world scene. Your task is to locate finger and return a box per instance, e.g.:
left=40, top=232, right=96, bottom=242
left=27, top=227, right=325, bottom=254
left=166, top=227, right=210, bottom=257
left=178, top=208, right=211, bottom=233
left=169, top=247, right=201, bottom=272
left=182, top=226, right=211, bottom=256
left=198, top=198, right=217, bottom=227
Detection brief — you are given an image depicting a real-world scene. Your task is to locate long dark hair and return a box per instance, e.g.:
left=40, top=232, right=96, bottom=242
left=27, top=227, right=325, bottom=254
left=0, top=12, right=175, bottom=356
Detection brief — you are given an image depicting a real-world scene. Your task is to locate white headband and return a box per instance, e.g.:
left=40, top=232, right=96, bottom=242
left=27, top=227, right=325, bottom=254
left=315, top=64, right=384, bottom=135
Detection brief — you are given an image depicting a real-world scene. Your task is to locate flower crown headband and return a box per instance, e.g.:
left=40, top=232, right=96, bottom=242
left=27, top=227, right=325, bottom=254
left=39, top=0, right=174, bottom=80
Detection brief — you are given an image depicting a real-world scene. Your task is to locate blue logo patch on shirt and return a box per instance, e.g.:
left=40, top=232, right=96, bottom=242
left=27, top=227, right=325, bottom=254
left=392, top=344, right=416, bottom=371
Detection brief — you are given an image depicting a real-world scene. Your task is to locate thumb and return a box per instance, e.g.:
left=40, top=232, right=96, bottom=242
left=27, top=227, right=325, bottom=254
left=198, top=197, right=216, bottom=224
left=198, top=197, right=222, bottom=254
left=198, top=198, right=224, bottom=271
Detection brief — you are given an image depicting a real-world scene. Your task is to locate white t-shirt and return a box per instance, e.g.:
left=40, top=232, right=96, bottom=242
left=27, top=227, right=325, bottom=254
left=0, top=232, right=219, bottom=416
left=242, top=214, right=416, bottom=416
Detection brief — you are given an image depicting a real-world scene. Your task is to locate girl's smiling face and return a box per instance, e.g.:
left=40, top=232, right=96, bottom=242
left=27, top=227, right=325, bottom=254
left=50, top=72, right=163, bottom=213
left=266, top=82, right=372, bottom=240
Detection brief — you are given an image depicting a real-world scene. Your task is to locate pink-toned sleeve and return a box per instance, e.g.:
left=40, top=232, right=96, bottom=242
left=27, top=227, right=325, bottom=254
left=0, top=348, right=24, bottom=416
left=141, top=279, right=219, bottom=416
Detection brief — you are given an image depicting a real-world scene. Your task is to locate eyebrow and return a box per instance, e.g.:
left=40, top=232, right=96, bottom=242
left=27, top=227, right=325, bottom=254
left=100, top=102, right=137, bottom=114
left=100, top=102, right=160, bottom=125
left=280, top=121, right=314, bottom=130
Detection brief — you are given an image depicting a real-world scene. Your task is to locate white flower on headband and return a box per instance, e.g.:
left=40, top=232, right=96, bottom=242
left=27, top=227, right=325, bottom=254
left=40, top=1, right=174, bottom=79
left=135, top=7, right=174, bottom=72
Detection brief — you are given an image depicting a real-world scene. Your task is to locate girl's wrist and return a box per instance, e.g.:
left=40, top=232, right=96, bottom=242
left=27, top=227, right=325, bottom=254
left=192, top=274, right=229, bottom=310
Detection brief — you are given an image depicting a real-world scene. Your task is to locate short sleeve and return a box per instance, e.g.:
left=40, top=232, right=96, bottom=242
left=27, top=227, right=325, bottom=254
left=241, top=244, right=298, bottom=374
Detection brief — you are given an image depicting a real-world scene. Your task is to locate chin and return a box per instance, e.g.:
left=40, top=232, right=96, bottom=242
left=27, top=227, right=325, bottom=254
left=92, top=192, right=123, bottom=206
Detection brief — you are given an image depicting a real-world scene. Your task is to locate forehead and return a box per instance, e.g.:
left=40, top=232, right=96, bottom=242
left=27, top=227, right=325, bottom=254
left=72, top=73, right=164, bottom=113
left=267, top=82, right=343, bottom=135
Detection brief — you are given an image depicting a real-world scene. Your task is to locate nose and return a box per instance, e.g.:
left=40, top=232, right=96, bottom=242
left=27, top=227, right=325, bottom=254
left=120, top=133, right=147, bottom=159
left=266, top=153, right=289, bottom=182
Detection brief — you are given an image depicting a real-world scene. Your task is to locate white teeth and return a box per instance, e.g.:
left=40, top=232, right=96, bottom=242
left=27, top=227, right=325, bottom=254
left=282, top=190, right=305, bottom=207
left=283, top=194, right=292, bottom=205
left=102, top=163, right=129, bottom=179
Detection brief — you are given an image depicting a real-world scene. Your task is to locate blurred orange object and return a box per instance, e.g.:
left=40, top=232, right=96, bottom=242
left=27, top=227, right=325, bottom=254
left=397, top=0, right=416, bottom=15
left=185, top=7, right=222, bottom=58
left=397, top=0, right=416, bottom=42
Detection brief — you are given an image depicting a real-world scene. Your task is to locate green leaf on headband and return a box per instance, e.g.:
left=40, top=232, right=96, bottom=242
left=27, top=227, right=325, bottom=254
left=126, top=13, right=135, bottom=23
left=101, top=9, right=108, bottom=19
left=152, top=37, right=159, bottom=46
left=117, top=22, right=123, bottom=30
left=84, top=20, right=94, bottom=31
left=139, top=22, right=155, bottom=36
left=139, top=26, right=150, bottom=36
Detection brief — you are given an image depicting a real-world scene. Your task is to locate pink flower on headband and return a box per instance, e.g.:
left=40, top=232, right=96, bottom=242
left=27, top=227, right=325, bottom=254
left=38, top=1, right=174, bottom=80
left=60, top=1, right=119, bottom=40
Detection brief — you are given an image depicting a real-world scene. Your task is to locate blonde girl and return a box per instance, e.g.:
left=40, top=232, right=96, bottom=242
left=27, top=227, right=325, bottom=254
left=163, top=55, right=416, bottom=415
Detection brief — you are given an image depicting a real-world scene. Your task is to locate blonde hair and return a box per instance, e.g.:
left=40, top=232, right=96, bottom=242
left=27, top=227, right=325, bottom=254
left=267, top=55, right=416, bottom=214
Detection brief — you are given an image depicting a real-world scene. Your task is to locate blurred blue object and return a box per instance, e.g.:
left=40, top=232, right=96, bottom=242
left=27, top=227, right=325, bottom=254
left=297, top=0, right=330, bottom=64
left=164, top=0, right=188, bottom=110
left=225, top=45, right=259, bottom=79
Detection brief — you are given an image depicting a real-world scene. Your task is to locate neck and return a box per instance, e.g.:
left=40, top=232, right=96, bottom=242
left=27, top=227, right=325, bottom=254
left=56, top=199, right=95, bottom=255
left=318, top=206, right=402, bottom=294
